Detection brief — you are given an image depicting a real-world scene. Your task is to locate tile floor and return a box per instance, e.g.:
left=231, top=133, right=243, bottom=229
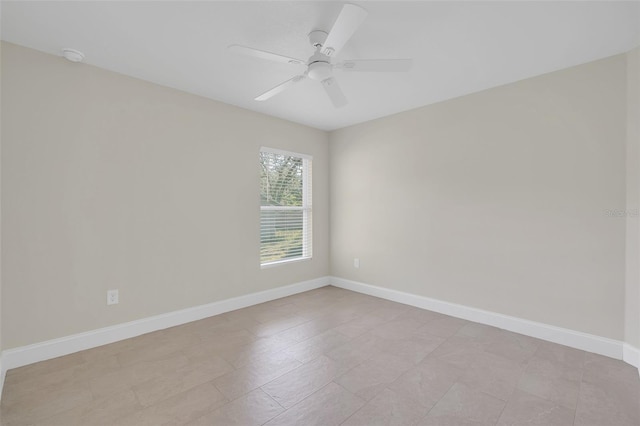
left=1, top=286, right=639, bottom=425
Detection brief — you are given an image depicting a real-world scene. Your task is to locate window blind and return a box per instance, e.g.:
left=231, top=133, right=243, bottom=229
left=260, top=148, right=312, bottom=266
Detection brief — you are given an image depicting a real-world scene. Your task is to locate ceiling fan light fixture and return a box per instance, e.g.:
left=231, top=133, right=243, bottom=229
left=307, top=61, right=332, bottom=81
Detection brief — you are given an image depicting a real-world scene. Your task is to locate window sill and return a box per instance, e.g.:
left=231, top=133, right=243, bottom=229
left=261, top=257, right=312, bottom=269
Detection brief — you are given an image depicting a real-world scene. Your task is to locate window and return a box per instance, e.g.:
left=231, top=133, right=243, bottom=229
left=260, top=147, right=312, bottom=266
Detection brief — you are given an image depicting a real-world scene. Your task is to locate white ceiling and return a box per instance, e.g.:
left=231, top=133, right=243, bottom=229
left=2, top=1, right=639, bottom=131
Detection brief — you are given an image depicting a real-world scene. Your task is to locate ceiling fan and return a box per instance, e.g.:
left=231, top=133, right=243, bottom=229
left=228, top=3, right=412, bottom=108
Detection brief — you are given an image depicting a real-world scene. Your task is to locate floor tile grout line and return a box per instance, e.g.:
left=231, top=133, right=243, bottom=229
left=257, top=384, right=288, bottom=413
left=239, top=301, right=357, bottom=344
left=235, top=321, right=360, bottom=369
left=262, top=380, right=341, bottom=424
left=572, top=362, right=586, bottom=426
left=491, top=386, right=511, bottom=425
left=254, top=322, right=366, bottom=406
left=488, top=350, right=531, bottom=425
left=257, top=388, right=287, bottom=426
left=516, top=343, right=586, bottom=413
left=415, top=371, right=460, bottom=424
left=337, top=389, right=365, bottom=426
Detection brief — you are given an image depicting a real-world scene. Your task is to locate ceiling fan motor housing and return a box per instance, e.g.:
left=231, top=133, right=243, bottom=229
left=308, top=30, right=328, bottom=48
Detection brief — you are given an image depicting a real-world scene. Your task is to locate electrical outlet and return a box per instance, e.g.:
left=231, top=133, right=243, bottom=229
left=107, top=289, right=119, bottom=305
left=354, top=258, right=360, bottom=269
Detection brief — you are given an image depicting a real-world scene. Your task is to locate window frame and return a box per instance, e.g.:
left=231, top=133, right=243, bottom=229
left=259, top=147, right=313, bottom=268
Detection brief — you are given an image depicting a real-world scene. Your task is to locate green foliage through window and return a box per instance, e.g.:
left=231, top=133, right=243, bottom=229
left=260, top=149, right=312, bottom=265
left=260, top=152, right=303, bottom=207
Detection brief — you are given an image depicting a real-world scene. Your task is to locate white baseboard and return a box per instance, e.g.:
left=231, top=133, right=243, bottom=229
left=0, top=359, right=4, bottom=401
left=1, top=276, right=329, bottom=375
left=623, top=343, right=640, bottom=374
left=330, top=276, right=629, bottom=362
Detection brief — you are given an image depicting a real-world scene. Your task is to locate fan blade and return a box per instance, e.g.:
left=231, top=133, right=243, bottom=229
left=337, top=59, right=413, bottom=72
left=321, top=77, right=347, bottom=108
left=228, top=45, right=305, bottom=66
left=255, top=75, right=305, bottom=101
left=321, top=4, right=368, bottom=57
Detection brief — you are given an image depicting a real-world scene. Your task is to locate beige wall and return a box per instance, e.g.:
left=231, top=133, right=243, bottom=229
left=0, top=42, right=330, bottom=349
left=0, top=40, right=3, bottom=356
left=626, top=47, right=640, bottom=348
left=330, top=54, right=627, bottom=340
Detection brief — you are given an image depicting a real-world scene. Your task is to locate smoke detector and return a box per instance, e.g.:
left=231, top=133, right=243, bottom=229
left=61, top=48, right=84, bottom=63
